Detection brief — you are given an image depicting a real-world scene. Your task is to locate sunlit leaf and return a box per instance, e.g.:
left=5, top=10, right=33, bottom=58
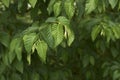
left=41, top=24, right=54, bottom=48
left=27, top=54, right=31, bottom=65
left=57, top=16, right=70, bottom=26
left=46, top=17, right=57, bottom=23
left=53, top=1, right=61, bottom=17
left=51, top=23, right=64, bottom=47
left=47, top=0, right=56, bottom=14
left=29, top=0, right=37, bottom=8
left=109, top=0, right=118, bottom=9
left=35, top=40, right=48, bottom=63
left=85, top=0, right=97, bottom=14
left=23, top=33, right=37, bottom=54
left=65, top=26, right=75, bottom=46
left=64, top=1, right=75, bottom=19
left=1, top=0, right=10, bottom=7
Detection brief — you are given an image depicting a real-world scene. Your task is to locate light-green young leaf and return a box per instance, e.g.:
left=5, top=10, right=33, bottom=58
left=53, top=1, right=61, bottom=17
left=64, top=1, right=75, bottom=19
left=29, top=0, right=37, bottom=8
left=47, top=0, right=56, bottom=15
left=57, top=16, right=74, bottom=46
left=109, top=0, right=118, bottom=9
left=35, top=40, right=48, bottom=63
left=27, top=54, right=31, bottom=65
left=85, top=0, right=97, bottom=14
left=23, top=33, right=37, bottom=54
left=65, top=26, right=75, bottom=46
left=57, top=16, right=70, bottom=26
left=1, top=0, right=10, bottom=7
left=46, top=17, right=57, bottom=23
left=51, top=24, right=64, bottom=47
left=91, top=25, right=101, bottom=41
left=41, top=24, right=54, bottom=48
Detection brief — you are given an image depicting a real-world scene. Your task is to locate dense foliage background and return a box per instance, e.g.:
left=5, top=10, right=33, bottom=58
left=0, top=0, right=120, bottom=80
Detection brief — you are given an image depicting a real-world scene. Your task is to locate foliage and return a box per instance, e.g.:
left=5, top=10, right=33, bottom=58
left=0, top=0, right=120, bottom=80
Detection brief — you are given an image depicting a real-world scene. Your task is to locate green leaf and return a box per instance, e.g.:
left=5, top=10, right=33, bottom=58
left=103, top=67, right=109, bottom=77
left=65, top=26, right=75, bottom=46
left=23, top=26, right=39, bottom=35
left=9, top=38, right=20, bottom=63
left=46, top=17, right=57, bottom=23
left=27, top=54, right=31, bottom=65
left=10, top=73, right=21, bottom=80
left=18, top=0, right=23, bottom=11
left=2, top=53, right=9, bottom=65
left=60, top=50, right=68, bottom=63
left=43, top=0, right=46, bottom=2
left=89, top=56, right=95, bottom=65
left=14, top=61, right=23, bottom=73
left=29, top=0, right=37, bottom=8
left=57, top=16, right=70, bottom=27
left=35, top=40, right=48, bottom=63
left=8, top=51, right=15, bottom=64
left=0, top=75, right=5, bottom=80
left=41, top=24, right=54, bottom=48
left=15, top=47, right=22, bottom=61
left=47, top=0, right=56, bottom=15
left=97, top=0, right=106, bottom=13
left=118, top=1, right=120, bottom=10
left=86, top=71, right=91, bottom=79
left=111, top=47, right=119, bottom=58
left=0, top=63, right=6, bottom=75
left=32, top=43, right=36, bottom=53
left=111, top=27, right=120, bottom=39
left=64, top=1, right=75, bottom=19
left=1, top=0, right=10, bottom=7
left=49, top=71, right=60, bottom=80
left=8, top=38, right=22, bottom=62
left=109, top=0, right=118, bottom=9
left=113, top=70, right=120, bottom=80
left=83, top=55, right=89, bottom=67
left=9, top=38, right=18, bottom=53
left=53, top=1, right=61, bottom=17
left=85, top=0, right=97, bottom=14
left=91, top=25, right=101, bottom=41
left=23, top=33, right=37, bottom=54
left=0, top=31, right=10, bottom=48
left=14, top=38, right=22, bottom=61
left=51, top=24, right=64, bottom=47
left=104, top=27, right=114, bottom=43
